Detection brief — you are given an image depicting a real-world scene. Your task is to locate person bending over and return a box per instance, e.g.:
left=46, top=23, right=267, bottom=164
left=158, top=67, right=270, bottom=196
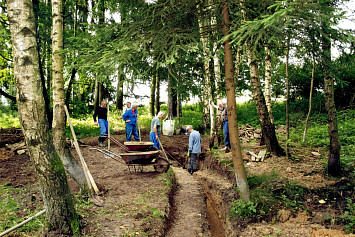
left=150, top=111, right=165, bottom=149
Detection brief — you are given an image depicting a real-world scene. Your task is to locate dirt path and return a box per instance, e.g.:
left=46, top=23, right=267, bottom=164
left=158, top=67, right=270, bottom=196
left=166, top=167, right=210, bottom=237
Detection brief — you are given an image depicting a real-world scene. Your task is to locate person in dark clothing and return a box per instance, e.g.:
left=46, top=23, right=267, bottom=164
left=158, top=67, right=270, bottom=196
left=93, top=100, right=108, bottom=146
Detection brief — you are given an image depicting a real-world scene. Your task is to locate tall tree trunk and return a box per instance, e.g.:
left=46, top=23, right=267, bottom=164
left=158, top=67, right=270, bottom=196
left=285, top=38, right=290, bottom=158
left=116, top=72, right=123, bottom=110
left=33, top=0, right=53, bottom=128
left=155, top=73, right=160, bottom=114
left=198, top=8, right=211, bottom=136
left=94, top=77, right=99, bottom=110
left=52, top=0, right=90, bottom=196
left=303, top=57, right=315, bottom=143
left=248, top=50, right=285, bottom=156
left=8, top=0, right=79, bottom=233
left=167, top=71, right=174, bottom=119
left=321, top=25, right=341, bottom=176
left=222, top=1, right=250, bottom=202
left=150, top=74, right=156, bottom=116
left=65, top=67, right=77, bottom=107
left=264, top=45, right=274, bottom=124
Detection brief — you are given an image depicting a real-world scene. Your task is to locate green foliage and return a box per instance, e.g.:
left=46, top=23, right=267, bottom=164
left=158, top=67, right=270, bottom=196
left=0, top=106, right=20, bottom=128
left=230, top=200, right=257, bottom=220
left=230, top=171, right=307, bottom=220
left=342, top=198, right=355, bottom=234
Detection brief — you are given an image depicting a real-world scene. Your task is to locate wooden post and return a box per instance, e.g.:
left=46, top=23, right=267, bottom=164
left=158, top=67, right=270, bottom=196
left=64, top=105, right=100, bottom=195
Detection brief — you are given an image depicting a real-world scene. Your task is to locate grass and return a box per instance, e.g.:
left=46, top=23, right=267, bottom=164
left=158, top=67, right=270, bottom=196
left=0, top=183, right=44, bottom=235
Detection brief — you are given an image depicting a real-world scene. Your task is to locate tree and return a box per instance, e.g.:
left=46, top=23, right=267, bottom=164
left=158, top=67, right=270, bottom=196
left=7, top=0, right=79, bottom=233
left=222, top=1, right=250, bottom=202
left=321, top=20, right=341, bottom=176
left=52, top=0, right=90, bottom=195
left=150, top=72, right=156, bottom=116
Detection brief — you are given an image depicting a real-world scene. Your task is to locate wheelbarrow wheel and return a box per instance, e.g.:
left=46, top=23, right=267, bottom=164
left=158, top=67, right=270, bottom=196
left=154, top=158, right=170, bottom=173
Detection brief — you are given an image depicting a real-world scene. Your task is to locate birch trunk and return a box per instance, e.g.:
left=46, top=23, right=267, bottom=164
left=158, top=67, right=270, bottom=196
left=286, top=39, right=290, bottom=158
left=321, top=25, right=341, bottom=176
left=303, top=57, right=315, bottom=143
left=264, top=45, right=274, bottom=124
left=8, top=0, right=79, bottom=233
left=222, top=1, right=250, bottom=202
left=52, top=0, right=90, bottom=195
left=198, top=5, right=212, bottom=137
left=167, top=71, right=173, bottom=119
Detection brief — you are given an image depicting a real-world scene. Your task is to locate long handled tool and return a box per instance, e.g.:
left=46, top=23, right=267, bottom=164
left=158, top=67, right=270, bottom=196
left=64, top=105, right=103, bottom=206
left=157, top=137, right=169, bottom=161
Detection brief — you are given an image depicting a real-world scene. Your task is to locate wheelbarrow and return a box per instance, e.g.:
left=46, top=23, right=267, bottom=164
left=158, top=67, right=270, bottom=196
left=124, top=141, right=156, bottom=151
left=89, top=148, right=170, bottom=173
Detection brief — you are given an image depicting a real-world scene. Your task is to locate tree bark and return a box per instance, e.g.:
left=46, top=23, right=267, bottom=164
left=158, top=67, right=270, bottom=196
left=167, top=70, right=174, bottom=119
left=150, top=74, right=156, bottom=116
left=52, top=0, right=90, bottom=196
left=155, top=73, right=160, bottom=114
left=116, top=72, right=123, bottom=110
left=303, top=57, right=315, bottom=143
left=7, top=0, right=79, bottom=233
left=285, top=38, right=290, bottom=158
left=65, top=67, right=77, bottom=107
left=248, top=49, right=285, bottom=156
left=221, top=1, right=250, bottom=202
left=94, top=77, right=100, bottom=110
left=198, top=8, right=211, bottom=136
left=264, top=45, right=274, bottom=124
left=321, top=25, right=341, bottom=176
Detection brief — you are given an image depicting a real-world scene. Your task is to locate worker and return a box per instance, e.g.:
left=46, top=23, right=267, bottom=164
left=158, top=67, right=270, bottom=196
left=93, top=100, right=108, bottom=146
left=117, top=101, right=131, bottom=121
left=122, top=103, right=140, bottom=141
left=186, top=125, right=201, bottom=175
left=212, top=98, right=230, bottom=151
left=150, top=111, right=165, bottom=149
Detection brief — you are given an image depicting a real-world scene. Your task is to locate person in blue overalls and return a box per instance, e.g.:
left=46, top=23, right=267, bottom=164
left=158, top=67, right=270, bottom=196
left=122, top=103, right=140, bottom=141
left=93, top=100, right=108, bottom=146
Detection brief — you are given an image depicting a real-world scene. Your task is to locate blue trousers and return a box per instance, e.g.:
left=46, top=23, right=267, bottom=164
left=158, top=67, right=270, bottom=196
left=223, top=121, right=230, bottom=148
left=150, top=132, right=160, bottom=149
left=98, top=119, right=108, bottom=137
left=126, top=124, right=139, bottom=141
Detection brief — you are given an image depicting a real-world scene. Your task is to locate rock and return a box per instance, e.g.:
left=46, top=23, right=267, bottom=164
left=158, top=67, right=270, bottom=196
left=311, top=152, right=321, bottom=157
left=277, top=209, right=291, bottom=222
left=17, top=149, right=26, bottom=155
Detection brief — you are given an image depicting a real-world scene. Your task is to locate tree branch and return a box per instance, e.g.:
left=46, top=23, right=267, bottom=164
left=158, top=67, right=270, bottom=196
left=0, top=51, right=12, bottom=61
left=0, top=88, right=16, bottom=102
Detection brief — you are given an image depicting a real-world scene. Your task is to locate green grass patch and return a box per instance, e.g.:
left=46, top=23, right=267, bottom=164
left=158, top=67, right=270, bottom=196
left=0, top=184, right=44, bottom=234
left=230, top=171, right=307, bottom=220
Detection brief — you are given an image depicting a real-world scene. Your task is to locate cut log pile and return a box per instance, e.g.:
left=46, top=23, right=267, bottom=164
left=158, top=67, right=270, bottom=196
left=6, top=141, right=27, bottom=155
left=238, top=125, right=262, bottom=142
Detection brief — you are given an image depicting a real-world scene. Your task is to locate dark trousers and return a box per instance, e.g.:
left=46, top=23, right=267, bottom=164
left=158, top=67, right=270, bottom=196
left=188, top=153, right=198, bottom=172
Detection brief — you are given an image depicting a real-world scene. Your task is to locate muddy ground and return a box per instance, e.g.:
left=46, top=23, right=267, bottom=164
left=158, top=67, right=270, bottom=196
left=0, top=127, right=354, bottom=236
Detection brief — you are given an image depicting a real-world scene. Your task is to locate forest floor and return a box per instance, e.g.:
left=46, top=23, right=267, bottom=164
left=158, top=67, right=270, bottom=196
left=0, top=127, right=354, bottom=236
